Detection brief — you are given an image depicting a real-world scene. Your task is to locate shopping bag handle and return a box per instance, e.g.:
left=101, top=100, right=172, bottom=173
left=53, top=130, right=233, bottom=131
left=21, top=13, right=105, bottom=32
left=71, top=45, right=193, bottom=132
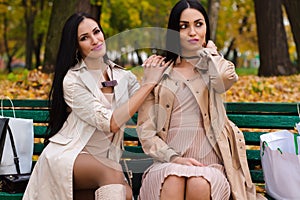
left=294, top=134, right=299, bottom=155
left=262, top=140, right=283, bottom=155
left=1, top=97, right=16, bottom=118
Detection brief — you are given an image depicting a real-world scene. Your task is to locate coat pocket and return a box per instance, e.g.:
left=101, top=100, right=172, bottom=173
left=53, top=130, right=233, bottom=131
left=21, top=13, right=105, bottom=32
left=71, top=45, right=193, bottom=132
left=49, top=133, right=72, bottom=145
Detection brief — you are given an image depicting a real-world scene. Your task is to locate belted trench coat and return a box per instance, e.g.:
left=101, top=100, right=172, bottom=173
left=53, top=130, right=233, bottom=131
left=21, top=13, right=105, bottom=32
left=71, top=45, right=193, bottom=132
left=137, top=54, right=266, bottom=200
left=23, top=60, right=140, bottom=200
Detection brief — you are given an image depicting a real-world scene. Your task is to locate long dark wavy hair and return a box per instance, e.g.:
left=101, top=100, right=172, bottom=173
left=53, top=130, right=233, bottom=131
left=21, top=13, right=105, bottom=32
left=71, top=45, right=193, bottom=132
left=165, top=0, right=211, bottom=63
left=45, top=12, right=108, bottom=144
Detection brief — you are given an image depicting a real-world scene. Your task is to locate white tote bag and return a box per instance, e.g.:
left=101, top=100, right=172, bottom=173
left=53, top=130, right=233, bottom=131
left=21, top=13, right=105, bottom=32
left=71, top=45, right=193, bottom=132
left=260, top=128, right=300, bottom=200
left=0, top=100, right=34, bottom=175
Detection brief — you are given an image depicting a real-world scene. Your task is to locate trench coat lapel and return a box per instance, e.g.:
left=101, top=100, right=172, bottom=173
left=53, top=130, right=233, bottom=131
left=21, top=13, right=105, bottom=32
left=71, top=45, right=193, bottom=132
left=74, top=61, right=107, bottom=103
left=106, top=62, right=129, bottom=106
left=79, top=70, right=101, bottom=99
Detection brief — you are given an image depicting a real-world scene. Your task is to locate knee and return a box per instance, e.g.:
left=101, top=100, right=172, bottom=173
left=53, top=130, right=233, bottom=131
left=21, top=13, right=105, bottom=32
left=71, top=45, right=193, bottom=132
left=161, top=175, right=186, bottom=198
left=186, top=177, right=211, bottom=200
left=163, top=175, right=186, bottom=187
left=187, top=176, right=210, bottom=189
left=106, top=170, right=125, bottom=184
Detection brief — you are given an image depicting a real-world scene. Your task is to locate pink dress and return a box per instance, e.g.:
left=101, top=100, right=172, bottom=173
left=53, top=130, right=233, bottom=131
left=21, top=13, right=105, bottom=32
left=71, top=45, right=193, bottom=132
left=139, top=72, right=230, bottom=200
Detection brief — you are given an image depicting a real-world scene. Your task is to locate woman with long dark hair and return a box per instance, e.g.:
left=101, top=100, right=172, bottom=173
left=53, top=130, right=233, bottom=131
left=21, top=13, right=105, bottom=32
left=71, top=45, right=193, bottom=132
left=137, top=1, right=265, bottom=199
left=23, top=12, right=168, bottom=200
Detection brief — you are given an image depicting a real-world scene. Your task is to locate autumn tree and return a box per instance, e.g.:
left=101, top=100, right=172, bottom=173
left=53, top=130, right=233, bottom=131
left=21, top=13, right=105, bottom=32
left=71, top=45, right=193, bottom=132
left=254, top=0, right=298, bottom=76
left=217, top=0, right=257, bottom=67
left=100, top=0, right=178, bottom=65
left=43, top=0, right=102, bottom=72
left=207, top=0, right=220, bottom=42
left=282, top=0, right=300, bottom=71
left=32, top=0, right=52, bottom=69
left=0, top=1, right=25, bottom=72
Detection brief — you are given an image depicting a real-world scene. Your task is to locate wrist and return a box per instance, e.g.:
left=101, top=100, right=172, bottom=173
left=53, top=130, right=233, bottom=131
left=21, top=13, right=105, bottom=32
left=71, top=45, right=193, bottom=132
left=141, top=82, right=156, bottom=89
left=170, top=155, right=180, bottom=163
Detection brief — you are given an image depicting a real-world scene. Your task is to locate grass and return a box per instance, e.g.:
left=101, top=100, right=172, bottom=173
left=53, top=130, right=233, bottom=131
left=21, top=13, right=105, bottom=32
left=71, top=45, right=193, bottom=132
left=235, top=67, right=258, bottom=76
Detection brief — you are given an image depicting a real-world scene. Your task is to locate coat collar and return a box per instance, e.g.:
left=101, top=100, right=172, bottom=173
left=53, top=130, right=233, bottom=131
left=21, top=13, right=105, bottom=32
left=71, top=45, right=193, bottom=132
left=72, top=59, right=125, bottom=105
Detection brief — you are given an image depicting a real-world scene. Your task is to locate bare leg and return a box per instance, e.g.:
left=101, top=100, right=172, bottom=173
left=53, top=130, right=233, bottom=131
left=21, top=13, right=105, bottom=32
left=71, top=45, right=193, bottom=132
left=160, top=175, right=186, bottom=200
left=185, top=177, right=211, bottom=200
left=74, top=189, right=94, bottom=200
left=73, top=154, right=132, bottom=200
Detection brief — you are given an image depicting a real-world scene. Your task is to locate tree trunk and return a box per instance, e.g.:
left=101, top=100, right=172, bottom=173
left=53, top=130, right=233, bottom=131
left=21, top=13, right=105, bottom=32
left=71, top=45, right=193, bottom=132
left=34, top=33, right=44, bottom=68
left=23, top=0, right=37, bottom=70
left=43, top=0, right=102, bottom=73
left=282, top=0, right=300, bottom=71
left=207, top=0, right=220, bottom=41
left=33, top=0, right=46, bottom=69
left=254, top=0, right=296, bottom=76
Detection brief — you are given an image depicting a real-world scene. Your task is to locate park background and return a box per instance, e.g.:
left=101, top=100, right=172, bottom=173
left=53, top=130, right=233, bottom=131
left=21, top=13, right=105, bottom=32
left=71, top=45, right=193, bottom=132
left=0, top=0, right=299, bottom=102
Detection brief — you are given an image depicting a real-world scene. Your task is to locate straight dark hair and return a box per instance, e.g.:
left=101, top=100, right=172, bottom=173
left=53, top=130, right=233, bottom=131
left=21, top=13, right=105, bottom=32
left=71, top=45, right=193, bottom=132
left=45, top=12, right=108, bottom=144
left=165, top=0, right=211, bottom=63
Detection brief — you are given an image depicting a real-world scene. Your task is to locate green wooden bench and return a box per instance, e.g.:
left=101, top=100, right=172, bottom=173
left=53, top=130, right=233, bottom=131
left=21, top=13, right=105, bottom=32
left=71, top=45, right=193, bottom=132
left=0, top=99, right=299, bottom=200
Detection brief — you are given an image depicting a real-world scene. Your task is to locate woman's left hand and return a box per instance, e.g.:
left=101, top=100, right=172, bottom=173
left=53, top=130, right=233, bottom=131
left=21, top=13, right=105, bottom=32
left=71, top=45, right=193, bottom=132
left=142, top=55, right=171, bottom=86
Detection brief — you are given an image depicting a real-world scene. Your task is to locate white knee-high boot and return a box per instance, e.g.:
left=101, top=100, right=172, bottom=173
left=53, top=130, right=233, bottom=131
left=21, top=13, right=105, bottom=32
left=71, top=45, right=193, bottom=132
left=95, top=184, right=126, bottom=200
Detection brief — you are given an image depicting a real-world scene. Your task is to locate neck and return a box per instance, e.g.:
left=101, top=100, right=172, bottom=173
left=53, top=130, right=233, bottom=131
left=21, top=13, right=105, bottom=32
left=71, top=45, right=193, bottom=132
left=84, top=57, right=107, bottom=71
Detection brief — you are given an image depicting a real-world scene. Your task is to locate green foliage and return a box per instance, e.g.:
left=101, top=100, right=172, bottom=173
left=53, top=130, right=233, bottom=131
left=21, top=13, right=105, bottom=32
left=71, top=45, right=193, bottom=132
left=7, top=68, right=29, bottom=83
left=217, top=0, right=258, bottom=59
left=235, top=67, right=258, bottom=76
left=101, top=0, right=178, bottom=36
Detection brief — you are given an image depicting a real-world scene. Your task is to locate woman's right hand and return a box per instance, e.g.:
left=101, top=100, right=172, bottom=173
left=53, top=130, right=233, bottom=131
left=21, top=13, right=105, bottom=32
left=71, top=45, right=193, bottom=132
left=142, top=55, right=171, bottom=86
left=171, top=157, right=206, bottom=167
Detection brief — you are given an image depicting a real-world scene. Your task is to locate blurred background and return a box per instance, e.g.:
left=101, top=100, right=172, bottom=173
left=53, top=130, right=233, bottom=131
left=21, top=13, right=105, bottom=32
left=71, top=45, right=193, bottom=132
left=0, top=0, right=299, bottom=102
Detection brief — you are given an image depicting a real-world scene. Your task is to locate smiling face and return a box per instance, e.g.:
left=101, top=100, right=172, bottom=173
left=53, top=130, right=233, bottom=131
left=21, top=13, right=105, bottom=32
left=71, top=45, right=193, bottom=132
left=77, top=18, right=106, bottom=59
left=179, top=8, right=207, bottom=57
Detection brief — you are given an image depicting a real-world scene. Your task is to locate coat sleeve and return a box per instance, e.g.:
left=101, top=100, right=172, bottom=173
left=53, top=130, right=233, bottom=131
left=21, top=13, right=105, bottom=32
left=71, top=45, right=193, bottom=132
left=63, top=72, right=112, bottom=133
left=196, top=48, right=238, bottom=93
left=209, top=53, right=238, bottom=93
left=127, top=70, right=140, bottom=97
left=137, top=90, right=180, bottom=162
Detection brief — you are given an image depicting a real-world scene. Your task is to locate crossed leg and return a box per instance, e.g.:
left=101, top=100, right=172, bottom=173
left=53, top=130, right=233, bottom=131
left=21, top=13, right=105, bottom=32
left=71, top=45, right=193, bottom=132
left=73, top=153, right=132, bottom=200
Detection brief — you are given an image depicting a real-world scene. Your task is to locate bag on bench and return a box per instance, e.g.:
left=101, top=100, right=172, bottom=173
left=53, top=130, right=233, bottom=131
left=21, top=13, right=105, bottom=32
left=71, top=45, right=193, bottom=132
left=0, top=117, right=32, bottom=193
left=260, top=127, right=300, bottom=199
left=0, top=99, right=34, bottom=193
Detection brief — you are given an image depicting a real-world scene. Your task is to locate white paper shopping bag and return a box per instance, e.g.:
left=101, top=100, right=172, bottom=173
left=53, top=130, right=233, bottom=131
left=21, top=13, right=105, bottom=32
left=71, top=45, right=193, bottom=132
left=260, top=130, right=300, bottom=200
left=0, top=99, right=34, bottom=175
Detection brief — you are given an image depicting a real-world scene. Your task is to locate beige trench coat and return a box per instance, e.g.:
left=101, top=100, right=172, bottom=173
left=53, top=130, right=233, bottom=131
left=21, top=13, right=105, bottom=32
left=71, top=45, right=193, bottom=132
left=23, top=61, right=140, bottom=200
left=137, top=54, right=266, bottom=200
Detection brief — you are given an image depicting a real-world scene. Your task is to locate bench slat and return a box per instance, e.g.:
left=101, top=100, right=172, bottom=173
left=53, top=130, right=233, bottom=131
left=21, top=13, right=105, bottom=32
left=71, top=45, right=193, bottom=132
left=228, top=114, right=298, bottom=129
left=243, top=132, right=266, bottom=145
left=0, top=192, right=23, bottom=199
left=33, top=126, right=47, bottom=138
left=225, top=102, right=299, bottom=114
left=1, top=99, right=49, bottom=108
left=2, top=110, right=49, bottom=123
left=250, top=170, right=264, bottom=183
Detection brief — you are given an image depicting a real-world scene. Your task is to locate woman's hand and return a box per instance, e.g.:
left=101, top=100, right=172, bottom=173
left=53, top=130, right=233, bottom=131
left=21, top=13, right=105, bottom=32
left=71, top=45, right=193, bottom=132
left=142, top=55, right=171, bottom=86
left=205, top=40, right=218, bottom=51
left=171, top=157, right=207, bottom=167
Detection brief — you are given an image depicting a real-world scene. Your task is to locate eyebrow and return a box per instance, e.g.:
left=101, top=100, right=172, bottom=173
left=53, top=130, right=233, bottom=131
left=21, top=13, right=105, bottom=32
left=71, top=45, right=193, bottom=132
left=180, top=18, right=204, bottom=23
left=79, top=27, right=99, bottom=38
